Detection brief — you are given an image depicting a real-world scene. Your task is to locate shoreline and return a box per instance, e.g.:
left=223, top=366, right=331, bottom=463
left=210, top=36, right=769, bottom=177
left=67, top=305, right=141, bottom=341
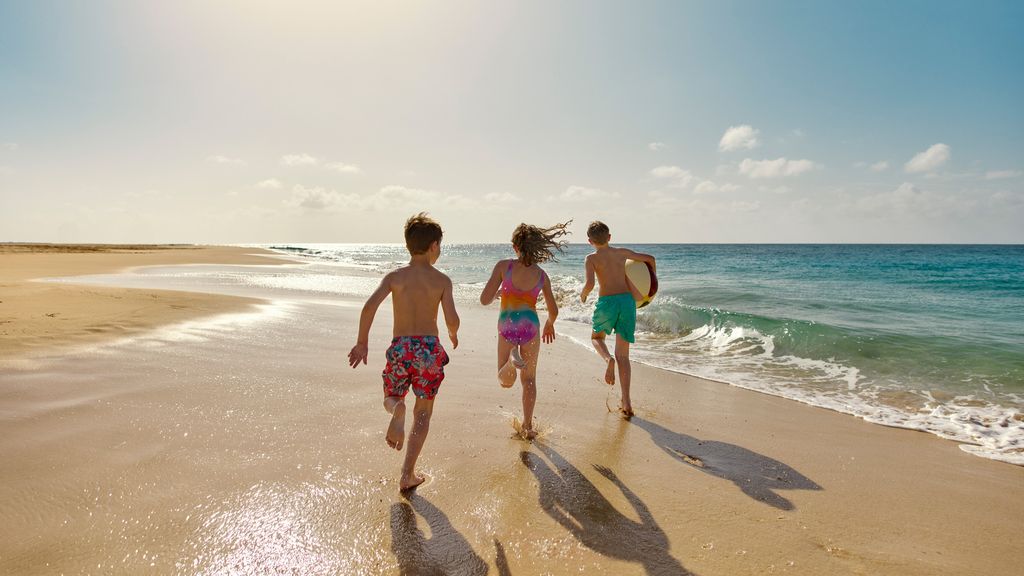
left=0, top=244, right=288, bottom=364
left=1, top=246, right=1022, bottom=574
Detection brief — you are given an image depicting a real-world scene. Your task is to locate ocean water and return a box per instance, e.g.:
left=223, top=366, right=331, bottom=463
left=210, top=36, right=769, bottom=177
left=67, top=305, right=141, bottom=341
left=260, top=243, right=1024, bottom=465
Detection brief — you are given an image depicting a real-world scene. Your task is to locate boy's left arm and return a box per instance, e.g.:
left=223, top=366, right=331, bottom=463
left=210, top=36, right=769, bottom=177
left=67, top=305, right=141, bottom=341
left=348, top=275, right=392, bottom=368
left=622, top=249, right=656, bottom=272
left=441, top=277, right=460, bottom=349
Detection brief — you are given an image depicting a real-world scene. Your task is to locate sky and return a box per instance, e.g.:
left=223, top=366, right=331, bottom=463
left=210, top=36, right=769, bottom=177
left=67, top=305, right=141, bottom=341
left=1, top=0, right=1022, bottom=244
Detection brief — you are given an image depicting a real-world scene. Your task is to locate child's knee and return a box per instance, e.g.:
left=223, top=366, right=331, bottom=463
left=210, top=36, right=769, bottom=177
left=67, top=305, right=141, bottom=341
left=411, top=409, right=432, bottom=429
left=614, top=351, right=630, bottom=363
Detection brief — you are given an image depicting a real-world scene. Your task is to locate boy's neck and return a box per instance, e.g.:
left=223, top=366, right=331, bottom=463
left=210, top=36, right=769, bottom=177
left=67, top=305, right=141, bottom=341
left=593, top=243, right=610, bottom=251
left=408, top=253, right=434, bottom=267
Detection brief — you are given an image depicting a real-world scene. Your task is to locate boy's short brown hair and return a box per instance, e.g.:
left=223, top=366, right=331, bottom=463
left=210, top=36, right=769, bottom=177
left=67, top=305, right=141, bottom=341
left=404, top=213, right=443, bottom=255
left=587, top=221, right=610, bottom=244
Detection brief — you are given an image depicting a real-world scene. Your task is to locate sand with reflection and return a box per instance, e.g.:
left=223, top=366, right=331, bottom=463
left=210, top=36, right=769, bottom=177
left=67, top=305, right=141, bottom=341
left=1, top=250, right=1023, bottom=575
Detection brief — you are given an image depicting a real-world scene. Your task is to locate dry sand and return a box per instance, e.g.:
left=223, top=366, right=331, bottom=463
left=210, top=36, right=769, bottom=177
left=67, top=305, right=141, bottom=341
left=0, top=248, right=1021, bottom=575
left=0, top=244, right=284, bottom=362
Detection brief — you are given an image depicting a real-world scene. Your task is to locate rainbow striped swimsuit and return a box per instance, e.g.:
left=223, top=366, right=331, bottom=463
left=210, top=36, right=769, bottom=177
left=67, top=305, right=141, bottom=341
left=498, top=261, right=546, bottom=345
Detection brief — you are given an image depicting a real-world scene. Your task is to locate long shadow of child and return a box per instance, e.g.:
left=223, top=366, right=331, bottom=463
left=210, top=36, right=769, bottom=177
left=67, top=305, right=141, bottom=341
left=521, top=442, right=695, bottom=576
left=390, top=494, right=488, bottom=576
left=629, top=416, right=822, bottom=510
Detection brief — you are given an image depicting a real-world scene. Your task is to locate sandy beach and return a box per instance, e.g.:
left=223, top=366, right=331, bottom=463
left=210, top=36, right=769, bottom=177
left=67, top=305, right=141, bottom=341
left=1, top=247, right=1022, bottom=575
left=0, top=245, right=284, bottom=364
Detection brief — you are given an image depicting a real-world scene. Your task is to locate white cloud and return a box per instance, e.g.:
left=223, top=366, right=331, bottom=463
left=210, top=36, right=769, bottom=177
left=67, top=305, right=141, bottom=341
left=645, top=190, right=760, bottom=214
left=325, top=162, right=362, bottom=174
left=693, top=181, right=717, bottom=195
left=559, top=185, right=619, bottom=202
left=484, top=192, right=521, bottom=203
left=855, top=182, right=924, bottom=214
left=719, top=125, right=760, bottom=152
left=985, top=170, right=1021, bottom=180
left=0, top=165, right=14, bottom=176
left=870, top=161, right=889, bottom=172
left=256, top=178, right=282, bottom=189
left=738, top=157, right=816, bottom=178
left=757, top=185, right=792, bottom=194
left=1, top=142, right=17, bottom=151
left=207, top=155, right=246, bottom=166
left=648, top=142, right=666, bottom=151
left=285, top=184, right=472, bottom=213
left=285, top=185, right=355, bottom=210
left=650, top=165, right=694, bottom=188
left=280, top=153, right=319, bottom=166
left=904, top=143, right=950, bottom=173
left=693, top=180, right=738, bottom=194
left=374, top=185, right=475, bottom=211
left=846, top=182, right=975, bottom=218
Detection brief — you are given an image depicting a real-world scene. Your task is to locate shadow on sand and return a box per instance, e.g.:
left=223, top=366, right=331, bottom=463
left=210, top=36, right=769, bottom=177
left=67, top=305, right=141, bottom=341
left=521, top=442, right=695, bottom=576
left=629, top=416, right=822, bottom=510
left=390, top=494, right=488, bottom=576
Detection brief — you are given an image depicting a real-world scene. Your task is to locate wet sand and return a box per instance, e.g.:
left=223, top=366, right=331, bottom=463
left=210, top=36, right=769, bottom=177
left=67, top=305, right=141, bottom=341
left=1, top=252, right=1022, bottom=575
left=0, top=244, right=284, bottom=364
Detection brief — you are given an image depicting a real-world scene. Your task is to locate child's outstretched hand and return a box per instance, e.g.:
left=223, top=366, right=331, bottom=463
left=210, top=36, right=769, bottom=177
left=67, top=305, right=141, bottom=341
left=449, top=329, right=459, bottom=349
left=542, top=320, right=556, bottom=344
left=348, top=342, right=368, bottom=368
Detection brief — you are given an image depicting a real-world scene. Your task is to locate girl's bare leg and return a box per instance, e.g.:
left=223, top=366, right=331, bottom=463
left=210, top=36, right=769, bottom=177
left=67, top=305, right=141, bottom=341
left=518, top=337, right=541, bottom=439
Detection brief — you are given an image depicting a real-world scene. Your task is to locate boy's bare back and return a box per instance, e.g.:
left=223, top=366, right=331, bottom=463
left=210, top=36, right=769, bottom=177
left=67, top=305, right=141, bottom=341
left=586, top=246, right=634, bottom=296
left=386, top=264, right=455, bottom=337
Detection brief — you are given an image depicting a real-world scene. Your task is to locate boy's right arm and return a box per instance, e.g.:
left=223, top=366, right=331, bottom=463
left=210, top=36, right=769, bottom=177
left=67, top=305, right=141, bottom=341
left=580, top=255, right=596, bottom=302
left=348, top=274, right=393, bottom=368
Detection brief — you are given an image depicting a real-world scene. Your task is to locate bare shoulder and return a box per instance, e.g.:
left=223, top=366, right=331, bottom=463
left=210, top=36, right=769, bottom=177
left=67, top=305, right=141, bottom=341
left=384, top=266, right=408, bottom=282
left=430, top=266, right=453, bottom=287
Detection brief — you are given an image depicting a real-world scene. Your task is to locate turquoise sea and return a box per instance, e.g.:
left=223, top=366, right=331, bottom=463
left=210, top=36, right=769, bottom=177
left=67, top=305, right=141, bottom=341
left=264, top=243, right=1024, bottom=465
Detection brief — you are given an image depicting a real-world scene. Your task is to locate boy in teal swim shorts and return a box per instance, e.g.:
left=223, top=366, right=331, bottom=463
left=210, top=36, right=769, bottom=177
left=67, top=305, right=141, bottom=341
left=580, top=221, right=656, bottom=417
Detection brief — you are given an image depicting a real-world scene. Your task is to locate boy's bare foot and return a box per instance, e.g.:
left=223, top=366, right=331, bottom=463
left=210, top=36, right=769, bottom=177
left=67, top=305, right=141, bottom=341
left=386, top=402, right=406, bottom=450
left=604, top=358, right=616, bottom=386
left=510, top=347, right=526, bottom=369
left=399, top=472, right=426, bottom=492
left=619, top=405, right=635, bottom=419
left=498, top=359, right=517, bottom=388
left=521, top=427, right=538, bottom=440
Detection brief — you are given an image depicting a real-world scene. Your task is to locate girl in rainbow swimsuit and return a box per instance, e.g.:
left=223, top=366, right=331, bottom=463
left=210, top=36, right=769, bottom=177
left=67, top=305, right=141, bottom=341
left=480, top=221, right=570, bottom=439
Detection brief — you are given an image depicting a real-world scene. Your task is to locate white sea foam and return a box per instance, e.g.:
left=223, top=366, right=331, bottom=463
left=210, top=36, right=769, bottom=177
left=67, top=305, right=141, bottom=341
left=559, top=322, right=1023, bottom=465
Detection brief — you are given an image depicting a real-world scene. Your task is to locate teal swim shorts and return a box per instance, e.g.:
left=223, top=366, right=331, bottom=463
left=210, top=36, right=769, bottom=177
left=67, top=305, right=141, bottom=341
left=592, top=292, right=636, bottom=343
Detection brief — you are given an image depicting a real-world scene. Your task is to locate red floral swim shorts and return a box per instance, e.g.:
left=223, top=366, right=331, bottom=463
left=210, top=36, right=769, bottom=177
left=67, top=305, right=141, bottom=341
left=382, top=335, right=449, bottom=400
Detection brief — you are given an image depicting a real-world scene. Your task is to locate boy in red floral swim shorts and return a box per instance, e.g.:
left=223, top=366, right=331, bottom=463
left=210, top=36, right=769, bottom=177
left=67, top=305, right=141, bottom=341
left=348, top=213, right=460, bottom=491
